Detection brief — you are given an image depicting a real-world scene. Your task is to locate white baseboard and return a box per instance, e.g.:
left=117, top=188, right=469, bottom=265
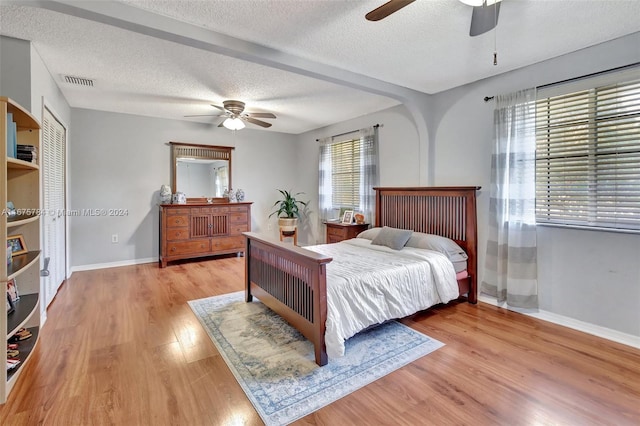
left=478, top=295, right=640, bottom=350
left=70, top=257, right=158, bottom=274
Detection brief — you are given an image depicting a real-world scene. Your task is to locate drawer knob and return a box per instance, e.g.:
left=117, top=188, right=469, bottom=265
left=171, top=247, right=176, bottom=252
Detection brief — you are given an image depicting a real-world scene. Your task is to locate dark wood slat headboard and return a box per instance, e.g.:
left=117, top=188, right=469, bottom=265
left=374, top=186, right=481, bottom=299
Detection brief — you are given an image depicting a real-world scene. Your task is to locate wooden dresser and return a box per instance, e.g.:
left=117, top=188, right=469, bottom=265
left=159, top=202, right=252, bottom=268
left=325, top=222, right=370, bottom=243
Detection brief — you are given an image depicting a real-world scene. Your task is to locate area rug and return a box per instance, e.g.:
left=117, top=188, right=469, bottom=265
left=188, top=291, right=444, bottom=425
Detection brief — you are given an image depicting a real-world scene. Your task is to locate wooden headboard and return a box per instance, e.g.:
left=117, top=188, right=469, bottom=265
left=374, top=186, right=480, bottom=301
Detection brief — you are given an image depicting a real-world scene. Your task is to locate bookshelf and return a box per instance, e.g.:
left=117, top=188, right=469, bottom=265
left=1, top=97, right=41, bottom=404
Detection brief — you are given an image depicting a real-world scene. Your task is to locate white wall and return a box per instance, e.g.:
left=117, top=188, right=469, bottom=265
left=295, top=104, right=421, bottom=245
left=69, top=109, right=298, bottom=267
left=430, top=32, right=640, bottom=337
left=30, top=46, right=71, bottom=127
left=0, top=36, right=31, bottom=109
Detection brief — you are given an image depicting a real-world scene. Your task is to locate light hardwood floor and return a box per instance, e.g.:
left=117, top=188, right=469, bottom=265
left=2, top=257, right=639, bottom=425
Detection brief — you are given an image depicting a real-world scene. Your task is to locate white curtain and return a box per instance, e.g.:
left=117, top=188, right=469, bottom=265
left=359, top=126, right=378, bottom=225
left=481, top=89, right=538, bottom=309
left=318, top=127, right=379, bottom=242
left=318, top=136, right=333, bottom=236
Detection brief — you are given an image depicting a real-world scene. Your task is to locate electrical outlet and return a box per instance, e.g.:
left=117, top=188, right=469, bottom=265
left=267, top=223, right=273, bottom=231
left=111, top=234, right=118, bottom=243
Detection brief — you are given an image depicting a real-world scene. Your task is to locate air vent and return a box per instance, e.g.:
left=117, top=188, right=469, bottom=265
left=63, top=75, right=94, bottom=87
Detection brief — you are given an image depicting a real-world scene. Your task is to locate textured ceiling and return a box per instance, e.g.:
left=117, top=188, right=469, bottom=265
left=1, top=0, right=640, bottom=134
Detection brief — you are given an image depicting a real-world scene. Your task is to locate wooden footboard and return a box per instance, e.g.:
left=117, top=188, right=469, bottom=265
left=244, top=232, right=332, bottom=366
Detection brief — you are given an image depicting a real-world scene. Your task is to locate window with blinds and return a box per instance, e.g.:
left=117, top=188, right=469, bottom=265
left=535, top=77, right=640, bottom=231
left=330, top=138, right=361, bottom=208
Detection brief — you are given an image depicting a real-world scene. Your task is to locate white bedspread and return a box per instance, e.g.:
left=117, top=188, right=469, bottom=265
left=305, top=238, right=459, bottom=358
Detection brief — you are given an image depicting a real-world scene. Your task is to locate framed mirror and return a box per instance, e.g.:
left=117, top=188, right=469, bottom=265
left=170, top=142, right=234, bottom=202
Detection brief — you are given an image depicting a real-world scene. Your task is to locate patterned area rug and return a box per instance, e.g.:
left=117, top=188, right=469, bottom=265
left=188, top=292, right=444, bottom=426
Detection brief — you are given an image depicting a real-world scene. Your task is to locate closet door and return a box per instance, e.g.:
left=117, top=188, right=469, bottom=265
left=42, top=107, right=66, bottom=308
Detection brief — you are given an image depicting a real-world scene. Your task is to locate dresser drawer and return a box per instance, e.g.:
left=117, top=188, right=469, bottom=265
left=165, top=228, right=189, bottom=241
left=211, top=236, right=244, bottom=251
left=327, top=235, right=343, bottom=244
left=196, top=207, right=229, bottom=215
left=327, top=226, right=347, bottom=238
left=165, top=208, right=190, bottom=215
left=167, top=240, right=210, bottom=256
left=166, top=215, right=188, bottom=227
left=229, top=212, right=248, bottom=223
left=229, top=224, right=249, bottom=235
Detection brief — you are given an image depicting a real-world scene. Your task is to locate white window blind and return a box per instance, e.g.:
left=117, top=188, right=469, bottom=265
left=330, top=139, right=361, bottom=208
left=535, top=77, right=640, bottom=231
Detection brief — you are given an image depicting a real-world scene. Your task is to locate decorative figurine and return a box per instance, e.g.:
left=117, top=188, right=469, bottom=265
left=159, top=185, right=172, bottom=204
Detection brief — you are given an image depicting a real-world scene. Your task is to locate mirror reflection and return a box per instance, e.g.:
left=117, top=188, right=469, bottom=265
left=176, top=158, right=229, bottom=198
left=170, top=142, right=233, bottom=201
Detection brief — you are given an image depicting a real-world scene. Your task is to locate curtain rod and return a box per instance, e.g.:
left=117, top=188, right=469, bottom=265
left=316, top=123, right=381, bottom=142
left=483, top=62, right=640, bottom=102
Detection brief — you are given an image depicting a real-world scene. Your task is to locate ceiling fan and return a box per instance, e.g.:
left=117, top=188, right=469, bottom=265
left=366, top=0, right=501, bottom=37
left=185, top=100, right=277, bottom=130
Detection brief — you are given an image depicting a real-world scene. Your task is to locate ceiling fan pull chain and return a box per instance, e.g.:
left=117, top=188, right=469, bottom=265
left=493, top=0, right=498, bottom=66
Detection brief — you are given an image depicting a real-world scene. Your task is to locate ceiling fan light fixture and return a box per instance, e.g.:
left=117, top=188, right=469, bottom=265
left=223, top=117, right=245, bottom=130
left=459, top=0, right=501, bottom=6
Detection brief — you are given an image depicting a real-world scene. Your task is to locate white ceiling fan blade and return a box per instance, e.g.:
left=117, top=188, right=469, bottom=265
left=184, top=114, right=226, bottom=117
left=244, top=116, right=272, bottom=128
left=245, top=112, right=276, bottom=119
left=470, top=2, right=500, bottom=37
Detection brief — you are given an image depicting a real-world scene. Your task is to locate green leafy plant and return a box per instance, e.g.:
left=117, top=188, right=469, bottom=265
left=269, top=189, right=308, bottom=219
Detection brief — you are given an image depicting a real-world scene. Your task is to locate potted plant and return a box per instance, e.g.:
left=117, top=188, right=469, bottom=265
left=269, top=189, right=308, bottom=231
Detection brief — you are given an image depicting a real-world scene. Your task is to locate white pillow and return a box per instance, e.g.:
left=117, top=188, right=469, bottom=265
left=405, top=232, right=468, bottom=262
left=356, top=227, right=382, bottom=240
left=359, top=228, right=469, bottom=272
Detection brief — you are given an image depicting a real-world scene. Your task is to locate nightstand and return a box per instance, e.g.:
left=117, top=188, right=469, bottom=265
left=325, top=222, right=370, bottom=243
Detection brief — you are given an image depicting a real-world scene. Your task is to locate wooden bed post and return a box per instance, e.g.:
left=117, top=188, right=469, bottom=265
left=465, top=189, right=479, bottom=304
left=245, top=237, right=253, bottom=303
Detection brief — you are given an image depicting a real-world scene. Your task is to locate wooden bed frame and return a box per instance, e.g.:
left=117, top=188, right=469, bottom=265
left=244, top=186, right=480, bottom=366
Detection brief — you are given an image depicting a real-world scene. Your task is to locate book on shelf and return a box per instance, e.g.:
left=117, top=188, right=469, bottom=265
left=17, top=144, right=38, bottom=163
left=6, top=113, right=17, bottom=158
left=16, top=153, right=37, bottom=163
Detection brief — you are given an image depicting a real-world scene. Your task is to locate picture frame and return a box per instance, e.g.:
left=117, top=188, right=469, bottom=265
left=7, top=293, right=15, bottom=315
left=7, top=234, right=27, bottom=256
left=7, top=278, right=19, bottom=302
left=341, top=210, right=354, bottom=224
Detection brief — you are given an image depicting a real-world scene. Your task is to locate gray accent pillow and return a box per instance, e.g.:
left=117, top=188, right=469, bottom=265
left=371, top=226, right=413, bottom=250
